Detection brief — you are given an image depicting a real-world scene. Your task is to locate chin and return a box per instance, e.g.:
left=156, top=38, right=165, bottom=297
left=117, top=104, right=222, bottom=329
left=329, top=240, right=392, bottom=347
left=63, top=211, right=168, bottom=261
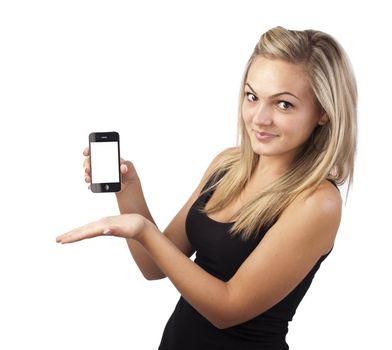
left=250, top=141, right=297, bottom=159
left=250, top=142, right=280, bottom=157
left=253, top=149, right=281, bottom=157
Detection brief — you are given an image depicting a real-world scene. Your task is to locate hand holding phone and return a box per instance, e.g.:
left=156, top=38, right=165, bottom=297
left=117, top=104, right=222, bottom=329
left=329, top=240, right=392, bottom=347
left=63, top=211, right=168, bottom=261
left=88, top=132, right=121, bottom=193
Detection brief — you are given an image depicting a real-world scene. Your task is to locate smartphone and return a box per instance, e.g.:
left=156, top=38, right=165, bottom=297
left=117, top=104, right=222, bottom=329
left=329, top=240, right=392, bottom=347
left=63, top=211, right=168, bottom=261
left=89, top=131, right=121, bottom=193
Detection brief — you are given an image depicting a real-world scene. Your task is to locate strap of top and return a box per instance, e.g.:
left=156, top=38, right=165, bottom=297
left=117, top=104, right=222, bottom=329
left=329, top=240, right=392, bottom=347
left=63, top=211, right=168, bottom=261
left=327, top=178, right=340, bottom=191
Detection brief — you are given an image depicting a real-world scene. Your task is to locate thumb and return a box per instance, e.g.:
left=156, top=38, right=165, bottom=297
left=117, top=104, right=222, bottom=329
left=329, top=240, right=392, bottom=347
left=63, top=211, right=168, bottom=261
left=120, top=163, right=128, bottom=175
left=102, top=228, right=113, bottom=235
left=102, top=225, right=124, bottom=237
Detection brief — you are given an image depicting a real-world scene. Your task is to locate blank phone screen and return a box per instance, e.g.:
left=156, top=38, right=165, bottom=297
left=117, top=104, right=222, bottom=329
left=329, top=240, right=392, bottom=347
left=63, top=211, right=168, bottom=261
left=90, top=141, right=120, bottom=184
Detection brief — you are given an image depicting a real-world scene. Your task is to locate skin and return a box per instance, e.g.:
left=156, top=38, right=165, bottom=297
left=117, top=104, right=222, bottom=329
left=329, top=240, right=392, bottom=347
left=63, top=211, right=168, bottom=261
left=209, top=56, right=331, bottom=219
left=57, top=57, right=341, bottom=329
left=244, top=56, right=326, bottom=164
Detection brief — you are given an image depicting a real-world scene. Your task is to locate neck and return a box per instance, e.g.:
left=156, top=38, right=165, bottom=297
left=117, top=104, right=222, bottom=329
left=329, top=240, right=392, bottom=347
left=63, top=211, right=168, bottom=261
left=255, top=153, right=293, bottom=177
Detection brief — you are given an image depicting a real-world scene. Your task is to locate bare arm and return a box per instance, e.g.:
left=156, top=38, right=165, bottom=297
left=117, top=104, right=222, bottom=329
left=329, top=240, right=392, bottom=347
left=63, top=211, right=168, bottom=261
left=68, top=148, right=343, bottom=330
left=116, top=170, right=198, bottom=280
left=136, top=181, right=341, bottom=328
left=57, top=180, right=341, bottom=328
left=83, top=148, right=226, bottom=280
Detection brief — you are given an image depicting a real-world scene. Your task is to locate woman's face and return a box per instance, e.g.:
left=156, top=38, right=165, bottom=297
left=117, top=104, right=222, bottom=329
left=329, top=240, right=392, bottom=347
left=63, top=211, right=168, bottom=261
left=242, top=56, right=326, bottom=163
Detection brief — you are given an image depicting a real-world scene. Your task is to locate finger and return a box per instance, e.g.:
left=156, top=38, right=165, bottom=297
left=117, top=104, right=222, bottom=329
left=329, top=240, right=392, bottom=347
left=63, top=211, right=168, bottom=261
left=84, top=165, right=91, bottom=176
left=84, top=166, right=91, bottom=182
left=83, top=157, right=91, bottom=171
left=83, top=148, right=90, bottom=171
left=120, top=163, right=128, bottom=174
left=120, top=158, right=131, bottom=167
left=100, top=224, right=124, bottom=237
left=56, top=221, right=103, bottom=244
left=83, top=147, right=90, bottom=156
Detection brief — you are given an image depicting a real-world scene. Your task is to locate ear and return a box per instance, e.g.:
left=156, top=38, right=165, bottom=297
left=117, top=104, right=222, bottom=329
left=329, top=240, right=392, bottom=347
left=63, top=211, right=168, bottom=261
left=318, top=112, right=329, bottom=126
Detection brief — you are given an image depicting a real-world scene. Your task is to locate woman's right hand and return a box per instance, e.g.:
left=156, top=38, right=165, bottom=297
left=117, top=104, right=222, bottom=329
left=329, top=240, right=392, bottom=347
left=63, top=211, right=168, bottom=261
left=83, top=147, right=140, bottom=191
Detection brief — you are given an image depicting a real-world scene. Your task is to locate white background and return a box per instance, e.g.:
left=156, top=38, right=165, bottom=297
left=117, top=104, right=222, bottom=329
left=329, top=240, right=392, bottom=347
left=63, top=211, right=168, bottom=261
left=0, top=1, right=391, bottom=349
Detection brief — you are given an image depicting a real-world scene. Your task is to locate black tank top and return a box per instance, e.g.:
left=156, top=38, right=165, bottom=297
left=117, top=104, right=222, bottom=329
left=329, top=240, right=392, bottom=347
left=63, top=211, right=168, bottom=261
left=158, top=173, right=334, bottom=350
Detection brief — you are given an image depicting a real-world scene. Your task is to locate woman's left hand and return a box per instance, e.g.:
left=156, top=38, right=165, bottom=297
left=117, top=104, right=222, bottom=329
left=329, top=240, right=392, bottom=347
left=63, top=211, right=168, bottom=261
left=56, top=213, right=147, bottom=244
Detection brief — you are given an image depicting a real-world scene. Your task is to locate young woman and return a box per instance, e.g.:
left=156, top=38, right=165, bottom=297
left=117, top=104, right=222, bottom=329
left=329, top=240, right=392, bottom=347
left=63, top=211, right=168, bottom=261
left=57, top=26, right=357, bottom=349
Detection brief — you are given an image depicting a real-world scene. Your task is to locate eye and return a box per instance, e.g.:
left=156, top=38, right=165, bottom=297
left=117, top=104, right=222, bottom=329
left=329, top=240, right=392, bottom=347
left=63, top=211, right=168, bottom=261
left=245, top=92, right=258, bottom=102
left=277, top=100, right=293, bottom=110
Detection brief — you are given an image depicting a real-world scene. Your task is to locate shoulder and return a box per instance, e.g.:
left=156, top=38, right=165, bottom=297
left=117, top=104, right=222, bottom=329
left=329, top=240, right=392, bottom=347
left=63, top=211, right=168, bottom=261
left=277, top=180, right=342, bottom=254
left=301, top=180, right=342, bottom=220
left=223, top=181, right=342, bottom=325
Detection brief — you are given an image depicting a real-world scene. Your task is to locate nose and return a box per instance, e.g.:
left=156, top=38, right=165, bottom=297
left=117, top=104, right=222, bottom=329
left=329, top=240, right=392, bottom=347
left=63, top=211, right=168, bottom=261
left=253, top=103, right=273, bottom=126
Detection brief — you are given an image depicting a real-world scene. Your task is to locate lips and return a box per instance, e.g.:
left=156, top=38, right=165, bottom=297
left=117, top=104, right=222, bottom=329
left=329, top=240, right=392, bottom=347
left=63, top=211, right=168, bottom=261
left=253, top=129, right=278, bottom=140
left=257, top=131, right=277, bottom=137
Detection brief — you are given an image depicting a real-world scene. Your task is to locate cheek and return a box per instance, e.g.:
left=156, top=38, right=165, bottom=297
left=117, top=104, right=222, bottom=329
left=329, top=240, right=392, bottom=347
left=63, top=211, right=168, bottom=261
left=281, top=117, right=315, bottom=141
left=285, top=120, right=305, bottom=134
left=243, top=116, right=252, bottom=129
left=241, top=106, right=253, bottom=127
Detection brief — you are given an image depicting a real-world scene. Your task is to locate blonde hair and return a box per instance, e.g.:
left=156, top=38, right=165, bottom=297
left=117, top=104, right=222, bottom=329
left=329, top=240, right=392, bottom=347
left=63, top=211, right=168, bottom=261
left=203, top=26, right=357, bottom=240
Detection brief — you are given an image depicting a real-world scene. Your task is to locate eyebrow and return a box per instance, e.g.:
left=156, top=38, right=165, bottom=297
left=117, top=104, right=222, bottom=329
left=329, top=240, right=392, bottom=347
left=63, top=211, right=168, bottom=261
left=245, top=83, right=301, bottom=101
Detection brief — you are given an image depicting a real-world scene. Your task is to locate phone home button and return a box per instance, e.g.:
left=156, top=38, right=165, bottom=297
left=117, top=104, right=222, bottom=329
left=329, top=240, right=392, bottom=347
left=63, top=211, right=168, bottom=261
left=105, top=184, right=110, bottom=191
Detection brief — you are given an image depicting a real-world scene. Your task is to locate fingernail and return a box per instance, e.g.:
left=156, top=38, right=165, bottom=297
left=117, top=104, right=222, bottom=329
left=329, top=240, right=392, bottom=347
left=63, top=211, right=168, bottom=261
left=102, top=229, right=112, bottom=235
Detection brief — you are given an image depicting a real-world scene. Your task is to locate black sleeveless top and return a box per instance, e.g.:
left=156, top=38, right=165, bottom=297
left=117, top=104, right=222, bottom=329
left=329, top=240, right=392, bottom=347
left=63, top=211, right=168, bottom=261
left=158, top=174, right=334, bottom=350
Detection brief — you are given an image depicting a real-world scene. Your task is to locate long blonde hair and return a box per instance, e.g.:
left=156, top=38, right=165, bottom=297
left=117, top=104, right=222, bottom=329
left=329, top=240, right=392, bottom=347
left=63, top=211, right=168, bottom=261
left=203, top=26, right=357, bottom=240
